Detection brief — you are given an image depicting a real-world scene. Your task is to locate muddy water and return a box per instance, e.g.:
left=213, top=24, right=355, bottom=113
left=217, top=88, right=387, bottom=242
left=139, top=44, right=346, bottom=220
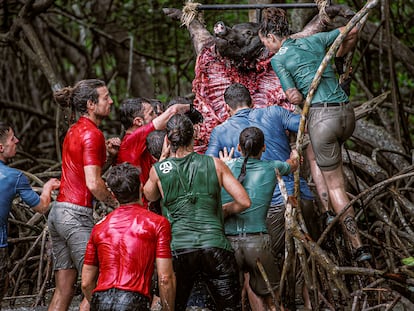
left=1, top=293, right=79, bottom=311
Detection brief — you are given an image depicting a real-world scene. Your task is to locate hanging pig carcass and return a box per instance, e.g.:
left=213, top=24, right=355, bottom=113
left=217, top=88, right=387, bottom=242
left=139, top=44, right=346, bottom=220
left=164, top=2, right=355, bottom=153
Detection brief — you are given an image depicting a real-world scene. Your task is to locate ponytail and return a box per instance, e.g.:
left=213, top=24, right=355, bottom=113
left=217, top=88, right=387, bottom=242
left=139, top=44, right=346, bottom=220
left=237, top=138, right=252, bottom=184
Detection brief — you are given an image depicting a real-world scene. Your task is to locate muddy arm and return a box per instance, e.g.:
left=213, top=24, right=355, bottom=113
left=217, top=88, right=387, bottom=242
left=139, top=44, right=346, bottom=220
left=291, top=4, right=355, bottom=39
left=163, top=7, right=214, bottom=55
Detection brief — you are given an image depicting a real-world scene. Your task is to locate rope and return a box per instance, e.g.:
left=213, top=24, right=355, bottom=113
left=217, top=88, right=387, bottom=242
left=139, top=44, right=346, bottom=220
left=181, top=1, right=204, bottom=28
left=315, top=0, right=330, bottom=25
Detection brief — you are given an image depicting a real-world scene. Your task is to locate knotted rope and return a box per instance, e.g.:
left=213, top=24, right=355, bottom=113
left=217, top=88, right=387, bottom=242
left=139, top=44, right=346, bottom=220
left=181, top=1, right=204, bottom=28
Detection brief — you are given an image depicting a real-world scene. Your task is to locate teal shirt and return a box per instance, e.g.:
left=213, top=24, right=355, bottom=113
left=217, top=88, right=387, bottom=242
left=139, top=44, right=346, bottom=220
left=270, top=29, right=348, bottom=104
left=222, top=157, right=291, bottom=235
left=154, top=152, right=232, bottom=252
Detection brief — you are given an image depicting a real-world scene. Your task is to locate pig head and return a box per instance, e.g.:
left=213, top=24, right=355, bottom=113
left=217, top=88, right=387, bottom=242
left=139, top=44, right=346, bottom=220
left=213, top=21, right=264, bottom=70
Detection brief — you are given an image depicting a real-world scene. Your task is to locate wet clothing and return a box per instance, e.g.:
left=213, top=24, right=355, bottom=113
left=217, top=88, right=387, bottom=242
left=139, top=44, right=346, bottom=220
left=270, top=29, right=354, bottom=171
left=154, top=152, right=231, bottom=252
left=50, top=116, right=106, bottom=275
left=0, top=159, right=41, bottom=302
left=271, top=29, right=348, bottom=105
left=84, top=203, right=172, bottom=299
left=308, top=103, right=355, bottom=170
left=57, top=116, right=106, bottom=208
left=0, top=160, right=40, bottom=248
left=223, top=157, right=290, bottom=235
left=266, top=199, right=320, bottom=258
left=116, top=122, right=156, bottom=189
left=227, top=234, right=279, bottom=295
left=48, top=201, right=94, bottom=272
left=206, top=107, right=314, bottom=206
left=223, top=158, right=287, bottom=296
left=91, top=288, right=149, bottom=311
left=173, top=247, right=241, bottom=311
left=154, top=152, right=241, bottom=310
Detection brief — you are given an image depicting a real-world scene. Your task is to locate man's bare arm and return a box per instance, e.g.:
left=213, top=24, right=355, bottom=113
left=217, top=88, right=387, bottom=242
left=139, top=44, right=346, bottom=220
left=157, top=258, right=176, bottom=311
left=32, top=178, right=60, bottom=214
left=285, top=88, right=304, bottom=105
left=336, top=26, right=359, bottom=57
left=81, top=264, right=99, bottom=303
left=84, top=165, right=119, bottom=208
left=152, top=104, right=190, bottom=130
left=143, top=167, right=162, bottom=202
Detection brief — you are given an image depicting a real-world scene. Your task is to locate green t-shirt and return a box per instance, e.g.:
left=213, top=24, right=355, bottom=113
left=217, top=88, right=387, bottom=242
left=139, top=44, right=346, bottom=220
left=270, top=29, right=349, bottom=105
left=222, top=157, right=290, bottom=235
left=154, top=152, right=232, bottom=252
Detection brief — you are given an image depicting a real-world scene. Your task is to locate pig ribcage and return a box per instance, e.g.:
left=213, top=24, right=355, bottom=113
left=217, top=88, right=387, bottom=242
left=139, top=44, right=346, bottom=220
left=192, top=45, right=294, bottom=154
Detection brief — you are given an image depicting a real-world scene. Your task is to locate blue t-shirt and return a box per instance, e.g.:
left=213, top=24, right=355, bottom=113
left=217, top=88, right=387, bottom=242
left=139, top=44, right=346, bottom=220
left=206, top=107, right=314, bottom=205
left=0, top=160, right=40, bottom=247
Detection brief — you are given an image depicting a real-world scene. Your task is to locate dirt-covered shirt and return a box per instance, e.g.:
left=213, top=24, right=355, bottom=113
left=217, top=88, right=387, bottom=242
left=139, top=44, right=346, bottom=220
left=223, top=157, right=290, bottom=235
left=271, top=29, right=349, bottom=105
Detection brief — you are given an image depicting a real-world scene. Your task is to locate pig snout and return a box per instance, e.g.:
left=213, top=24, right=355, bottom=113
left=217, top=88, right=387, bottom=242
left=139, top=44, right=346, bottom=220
left=214, top=21, right=227, bottom=37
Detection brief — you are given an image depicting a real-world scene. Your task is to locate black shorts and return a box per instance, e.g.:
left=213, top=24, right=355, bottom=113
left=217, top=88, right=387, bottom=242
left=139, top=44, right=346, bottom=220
left=173, top=247, right=241, bottom=311
left=91, top=288, right=150, bottom=311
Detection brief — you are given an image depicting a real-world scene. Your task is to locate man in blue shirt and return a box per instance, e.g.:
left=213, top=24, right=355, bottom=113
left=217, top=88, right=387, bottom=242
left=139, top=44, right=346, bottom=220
left=0, top=121, right=60, bottom=304
left=206, top=83, right=319, bottom=259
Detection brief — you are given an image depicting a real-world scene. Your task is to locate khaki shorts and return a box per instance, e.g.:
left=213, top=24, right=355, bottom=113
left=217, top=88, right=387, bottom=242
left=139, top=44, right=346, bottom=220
left=48, top=201, right=94, bottom=272
left=227, top=234, right=279, bottom=296
left=266, top=199, right=320, bottom=259
left=308, top=103, right=355, bottom=171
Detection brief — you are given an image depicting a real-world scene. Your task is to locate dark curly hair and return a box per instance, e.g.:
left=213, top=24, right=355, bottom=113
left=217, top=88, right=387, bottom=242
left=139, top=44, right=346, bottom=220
left=53, top=79, right=106, bottom=114
left=106, top=163, right=142, bottom=204
left=119, top=97, right=152, bottom=130
left=259, top=8, right=290, bottom=38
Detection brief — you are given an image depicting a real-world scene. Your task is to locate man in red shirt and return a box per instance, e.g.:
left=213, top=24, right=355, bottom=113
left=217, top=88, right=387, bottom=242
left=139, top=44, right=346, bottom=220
left=116, top=97, right=190, bottom=193
left=48, top=79, right=119, bottom=311
left=82, top=162, right=175, bottom=310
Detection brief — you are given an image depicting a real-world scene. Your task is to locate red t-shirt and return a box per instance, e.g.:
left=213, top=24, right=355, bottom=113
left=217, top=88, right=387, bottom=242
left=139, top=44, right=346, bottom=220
left=57, top=117, right=106, bottom=207
left=83, top=204, right=172, bottom=297
left=117, top=122, right=156, bottom=206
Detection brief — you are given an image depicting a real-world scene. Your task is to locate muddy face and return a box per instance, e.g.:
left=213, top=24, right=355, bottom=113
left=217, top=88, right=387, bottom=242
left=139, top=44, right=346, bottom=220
left=214, top=21, right=264, bottom=69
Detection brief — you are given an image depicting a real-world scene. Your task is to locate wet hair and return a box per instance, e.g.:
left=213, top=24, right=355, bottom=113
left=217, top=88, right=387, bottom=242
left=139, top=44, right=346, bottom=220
left=146, top=130, right=166, bottom=160
left=167, top=96, right=192, bottom=108
left=120, top=97, right=151, bottom=130
left=166, top=114, right=194, bottom=153
left=0, top=121, right=12, bottom=143
left=167, top=96, right=204, bottom=125
left=106, top=163, right=142, bottom=204
left=259, top=8, right=290, bottom=38
left=237, top=127, right=265, bottom=184
left=53, top=79, right=106, bottom=114
left=224, top=83, right=252, bottom=110
left=149, top=99, right=165, bottom=116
